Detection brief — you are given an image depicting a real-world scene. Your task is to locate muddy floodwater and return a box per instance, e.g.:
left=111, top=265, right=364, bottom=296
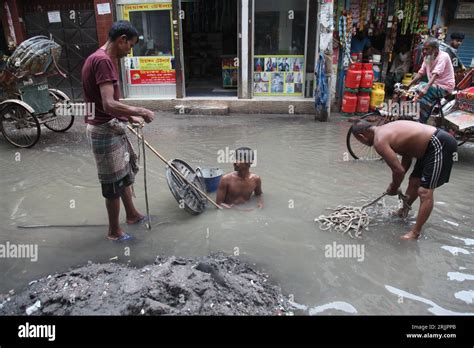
left=1, top=113, right=474, bottom=315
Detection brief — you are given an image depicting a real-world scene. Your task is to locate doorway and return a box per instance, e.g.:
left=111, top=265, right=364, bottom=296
left=23, top=1, right=99, bottom=101
left=181, top=0, right=238, bottom=97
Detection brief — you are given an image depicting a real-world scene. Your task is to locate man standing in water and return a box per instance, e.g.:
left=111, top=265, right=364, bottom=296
left=82, top=21, right=155, bottom=241
left=351, top=120, right=457, bottom=240
left=216, top=147, right=264, bottom=209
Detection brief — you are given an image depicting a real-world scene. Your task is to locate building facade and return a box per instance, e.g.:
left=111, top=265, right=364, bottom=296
left=1, top=0, right=321, bottom=101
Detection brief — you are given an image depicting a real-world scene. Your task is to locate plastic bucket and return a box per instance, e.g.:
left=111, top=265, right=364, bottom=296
left=196, top=167, right=224, bottom=193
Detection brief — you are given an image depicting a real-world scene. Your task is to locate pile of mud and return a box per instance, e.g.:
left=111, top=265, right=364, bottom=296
left=0, top=254, right=292, bottom=315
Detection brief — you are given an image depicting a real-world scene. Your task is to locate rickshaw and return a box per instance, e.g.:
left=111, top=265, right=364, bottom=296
left=0, top=36, right=74, bottom=148
left=346, top=71, right=474, bottom=160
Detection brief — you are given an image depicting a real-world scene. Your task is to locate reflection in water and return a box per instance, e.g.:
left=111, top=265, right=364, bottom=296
left=454, top=290, right=474, bottom=304
left=385, top=285, right=474, bottom=315
left=447, top=272, right=474, bottom=282
left=308, top=301, right=357, bottom=315
left=0, top=113, right=473, bottom=314
left=441, top=246, right=470, bottom=255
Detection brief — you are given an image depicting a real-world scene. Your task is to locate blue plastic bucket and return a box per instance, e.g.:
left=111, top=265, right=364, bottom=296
left=196, top=167, right=224, bottom=193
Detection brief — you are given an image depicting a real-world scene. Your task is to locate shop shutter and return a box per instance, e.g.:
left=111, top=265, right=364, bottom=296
left=447, top=19, right=474, bottom=68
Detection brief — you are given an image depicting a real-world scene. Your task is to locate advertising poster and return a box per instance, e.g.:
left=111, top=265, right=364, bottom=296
left=128, top=57, right=176, bottom=85
left=222, top=57, right=237, bottom=88
left=254, top=55, right=304, bottom=96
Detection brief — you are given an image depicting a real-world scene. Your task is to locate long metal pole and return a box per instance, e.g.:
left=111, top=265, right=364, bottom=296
left=127, top=126, right=222, bottom=210
left=140, top=127, right=152, bottom=230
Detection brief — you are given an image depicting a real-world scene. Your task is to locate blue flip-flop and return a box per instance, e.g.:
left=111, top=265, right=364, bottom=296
left=108, top=233, right=134, bottom=242
left=127, top=215, right=150, bottom=225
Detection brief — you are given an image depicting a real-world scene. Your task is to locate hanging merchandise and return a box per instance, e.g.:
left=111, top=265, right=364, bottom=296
left=410, top=0, right=420, bottom=34
left=402, top=0, right=414, bottom=35
left=375, top=0, right=385, bottom=30
left=315, top=53, right=328, bottom=110
left=338, top=11, right=352, bottom=68
left=358, top=0, right=368, bottom=30
left=350, top=2, right=360, bottom=26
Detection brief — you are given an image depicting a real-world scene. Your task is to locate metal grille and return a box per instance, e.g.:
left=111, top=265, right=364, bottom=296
left=23, top=4, right=99, bottom=101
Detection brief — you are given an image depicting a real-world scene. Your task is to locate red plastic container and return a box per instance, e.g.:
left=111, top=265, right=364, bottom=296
left=360, top=63, right=374, bottom=89
left=342, top=92, right=358, bottom=113
left=357, top=92, right=371, bottom=113
left=345, top=63, right=362, bottom=89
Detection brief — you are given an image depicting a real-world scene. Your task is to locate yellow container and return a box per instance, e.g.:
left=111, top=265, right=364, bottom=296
left=402, top=73, right=413, bottom=86
left=370, top=82, right=385, bottom=110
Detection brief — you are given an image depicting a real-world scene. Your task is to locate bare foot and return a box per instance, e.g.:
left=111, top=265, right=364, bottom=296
left=107, top=229, right=125, bottom=240
left=393, top=206, right=410, bottom=219
left=400, top=230, right=421, bottom=240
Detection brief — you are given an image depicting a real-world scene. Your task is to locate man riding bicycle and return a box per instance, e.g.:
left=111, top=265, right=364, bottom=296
left=407, top=37, right=455, bottom=124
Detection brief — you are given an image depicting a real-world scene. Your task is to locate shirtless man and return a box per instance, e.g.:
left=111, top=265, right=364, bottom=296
left=351, top=120, right=457, bottom=240
left=216, top=147, right=263, bottom=209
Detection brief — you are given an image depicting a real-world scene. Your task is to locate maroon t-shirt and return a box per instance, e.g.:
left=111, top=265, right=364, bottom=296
left=81, top=48, right=128, bottom=125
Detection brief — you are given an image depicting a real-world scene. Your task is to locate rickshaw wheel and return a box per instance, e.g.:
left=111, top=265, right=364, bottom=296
left=0, top=102, right=41, bottom=148
left=44, top=89, right=74, bottom=132
left=346, top=112, right=385, bottom=160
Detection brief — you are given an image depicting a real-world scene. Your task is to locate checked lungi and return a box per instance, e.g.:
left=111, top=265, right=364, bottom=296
left=417, top=82, right=450, bottom=124
left=86, top=118, right=138, bottom=185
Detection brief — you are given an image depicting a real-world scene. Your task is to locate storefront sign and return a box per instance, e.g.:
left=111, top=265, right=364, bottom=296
left=127, top=57, right=175, bottom=84
left=129, top=57, right=172, bottom=70
left=123, top=3, right=172, bottom=18
left=130, top=70, right=176, bottom=85
left=455, top=1, right=474, bottom=19
left=253, top=55, right=304, bottom=95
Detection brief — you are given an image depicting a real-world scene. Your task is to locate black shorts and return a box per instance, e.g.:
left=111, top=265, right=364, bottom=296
left=410, top=129, right=457, bottom=189
left=101, top=174, right=133, bottom=199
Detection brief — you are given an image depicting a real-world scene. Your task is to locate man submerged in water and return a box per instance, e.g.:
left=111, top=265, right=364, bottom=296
left=216, top=147, right=264, bottom=209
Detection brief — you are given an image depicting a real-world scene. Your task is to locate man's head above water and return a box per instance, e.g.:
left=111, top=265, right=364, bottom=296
left=233, top=147, right=255, bottom=171
left=351, top=120, right=375, bottom=146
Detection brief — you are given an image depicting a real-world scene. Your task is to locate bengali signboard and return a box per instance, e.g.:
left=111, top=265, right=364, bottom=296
left=128, top=57, right=175, bottom=85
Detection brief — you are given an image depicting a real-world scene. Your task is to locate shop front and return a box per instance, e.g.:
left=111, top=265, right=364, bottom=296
left=333, top=0, right=435, bottom=110
left=252, top=0, right=309, bottom=97
left=116, top=0, right=177, bottom=98
left=115, top=0, right=315, bottom=100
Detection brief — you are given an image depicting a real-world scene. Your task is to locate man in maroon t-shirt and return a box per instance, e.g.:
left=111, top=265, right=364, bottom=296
left=82, top=21, right=154, bottom=241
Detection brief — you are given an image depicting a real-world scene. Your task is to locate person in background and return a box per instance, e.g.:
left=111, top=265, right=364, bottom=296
left=351, top=29, right=372, bottom=59
left=407, top=38, right=455, bottom=124
left=386, top=44, right=411, bottom=95
left=440, top=32, right=466, bottom=73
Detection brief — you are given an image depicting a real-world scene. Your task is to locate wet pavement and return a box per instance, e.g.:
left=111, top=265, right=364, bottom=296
left=1, top=112, right=473, bottom=315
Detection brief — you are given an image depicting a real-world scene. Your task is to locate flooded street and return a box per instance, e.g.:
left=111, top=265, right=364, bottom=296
left=1, top=113, right=474, bottom=315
